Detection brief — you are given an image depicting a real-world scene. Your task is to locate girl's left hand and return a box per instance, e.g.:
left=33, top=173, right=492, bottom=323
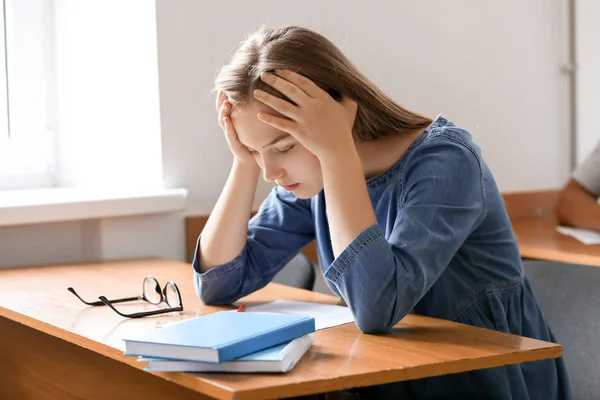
left=253, top=70, right=358, bottom=160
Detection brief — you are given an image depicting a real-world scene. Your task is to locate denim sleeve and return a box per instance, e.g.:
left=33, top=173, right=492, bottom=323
left=193, top=186, right=314, bottom=305
left=323, top=137, right=485, bottom=333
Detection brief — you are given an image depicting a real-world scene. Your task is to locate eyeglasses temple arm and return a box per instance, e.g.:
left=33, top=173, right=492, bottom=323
left=98, top=296, right=183, bottom=319
left=67, top=287, right=142, bottom=306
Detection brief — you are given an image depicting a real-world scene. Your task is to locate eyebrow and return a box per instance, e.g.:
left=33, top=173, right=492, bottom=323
left=261, top=133, right=290, bottom=149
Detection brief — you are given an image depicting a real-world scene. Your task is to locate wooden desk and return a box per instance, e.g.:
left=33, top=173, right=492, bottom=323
left=0, top=259, right=561, bottom=400
left=501, top=189, right=600, bottom=266
left=512, top=217, right=600, bottom=267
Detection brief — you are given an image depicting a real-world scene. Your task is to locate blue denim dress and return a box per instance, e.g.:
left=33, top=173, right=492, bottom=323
left=193, top=116, right=570, bottom=399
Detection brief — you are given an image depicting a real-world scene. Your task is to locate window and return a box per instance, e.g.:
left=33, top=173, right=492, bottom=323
left=0, top=0, right=56, bottom=190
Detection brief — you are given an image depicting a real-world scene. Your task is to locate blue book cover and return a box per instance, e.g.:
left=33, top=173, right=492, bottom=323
left=137, top=334, right=315, bottom=373
left=123, top=311, right=315, bottom=363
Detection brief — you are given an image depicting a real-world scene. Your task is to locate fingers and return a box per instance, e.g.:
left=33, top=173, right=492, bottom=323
left=257, top=111, right=298, bottom=137
left=222, top=111, right=244, bottom=155
left=215, top=91, right=228, bottom=112
left=272, top=70, right=324, bottom=98
left=259, top=72, right=311, bottom=106
left=218, top=101, right=231, bottom=129
left=220, top=102, right=238, bottom=146
left=222, top=114, right=236, bottom=145
left=253, top=89, right=299, bottom=120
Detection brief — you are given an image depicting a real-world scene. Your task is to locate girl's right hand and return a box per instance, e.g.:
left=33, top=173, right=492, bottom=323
left=216, top=91, right=257, bottom=167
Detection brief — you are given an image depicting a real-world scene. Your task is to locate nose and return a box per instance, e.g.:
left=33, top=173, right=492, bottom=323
left=262, top=158, right=285, bottom=183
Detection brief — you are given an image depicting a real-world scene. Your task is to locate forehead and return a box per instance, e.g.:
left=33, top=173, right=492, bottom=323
left=229, top=101, right=288, bottom=149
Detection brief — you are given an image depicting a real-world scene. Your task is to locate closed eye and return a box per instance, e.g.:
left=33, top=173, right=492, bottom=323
left=276, top=144, right=295, bottom=154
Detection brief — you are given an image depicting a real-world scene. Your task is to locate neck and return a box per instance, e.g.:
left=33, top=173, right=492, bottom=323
left=355, top=129, right=425, bottom=180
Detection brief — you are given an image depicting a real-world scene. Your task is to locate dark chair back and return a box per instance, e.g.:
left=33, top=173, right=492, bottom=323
left=272, top=253, right=316, bottom=291
left=523, top=260, right=600, bottom=399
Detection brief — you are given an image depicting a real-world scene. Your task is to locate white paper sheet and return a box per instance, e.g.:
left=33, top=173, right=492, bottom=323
left=244, top=300, right=354, bottom=330
left=556, top=226, right=600, bottom=245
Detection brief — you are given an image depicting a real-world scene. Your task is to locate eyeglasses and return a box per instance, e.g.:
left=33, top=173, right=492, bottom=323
left=67, top=276, right=183, bottom=319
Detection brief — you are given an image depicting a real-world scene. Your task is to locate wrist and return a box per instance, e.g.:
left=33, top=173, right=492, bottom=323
left=233, top=158, right=260, bottom=172
left=232, top=159, right=260, bottom=180
left=318, top=142, right=361, bottom=169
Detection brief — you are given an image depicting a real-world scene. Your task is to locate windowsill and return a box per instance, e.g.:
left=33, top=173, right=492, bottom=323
left=0, top=187, right=188, bottom=227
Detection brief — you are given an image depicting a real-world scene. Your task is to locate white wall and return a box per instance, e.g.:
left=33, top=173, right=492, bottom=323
left=0, top=1, right=576, bottom=269
left=157, top=0, right=572, bottom=217
left=0, top=213, right=184, bottom=268
left=575, top=0, right=600, bottom=163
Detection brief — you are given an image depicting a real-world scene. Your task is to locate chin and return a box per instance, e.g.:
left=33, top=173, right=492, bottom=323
left=293, top=186, right=321, bottom=199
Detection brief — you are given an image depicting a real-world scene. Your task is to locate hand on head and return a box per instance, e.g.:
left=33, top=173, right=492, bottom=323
left=216, top=91, right=258, bottom=167
left=253, top=70, right=358, bottom=160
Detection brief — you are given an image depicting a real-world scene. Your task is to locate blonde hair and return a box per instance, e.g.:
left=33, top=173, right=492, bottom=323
left=215, top=25, right=432, bottom=140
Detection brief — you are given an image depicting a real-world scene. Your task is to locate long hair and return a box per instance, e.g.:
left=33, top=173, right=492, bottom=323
left=215, top=25, right=432, bottom=140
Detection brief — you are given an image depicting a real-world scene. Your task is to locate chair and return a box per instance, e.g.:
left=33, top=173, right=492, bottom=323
left=522, top=260, right=600, bottom=399
left=272, top=253, right=316, bottom=291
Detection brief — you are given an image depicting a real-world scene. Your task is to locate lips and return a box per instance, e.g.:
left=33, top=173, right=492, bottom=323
left=281, top=183, right=300, bottom=191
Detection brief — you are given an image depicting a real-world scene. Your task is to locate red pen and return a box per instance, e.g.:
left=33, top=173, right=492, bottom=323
left=236, top=304, right=246, bottom=312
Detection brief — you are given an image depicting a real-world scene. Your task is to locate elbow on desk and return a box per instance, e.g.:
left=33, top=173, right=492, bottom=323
left=352, top=303, right=409, bottom=334
left=345, top=275, right=421, bottom=334
left=196, top=291, right=234, bottom=307
left=193, top=272, right=242, bottom=306
left=354, top=320, right=391, bottom=334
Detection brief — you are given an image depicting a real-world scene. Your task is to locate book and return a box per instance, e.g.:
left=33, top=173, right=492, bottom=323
left=122, top=311, right=315, bottom=363
left=138, top=333, right=315, bottom=373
